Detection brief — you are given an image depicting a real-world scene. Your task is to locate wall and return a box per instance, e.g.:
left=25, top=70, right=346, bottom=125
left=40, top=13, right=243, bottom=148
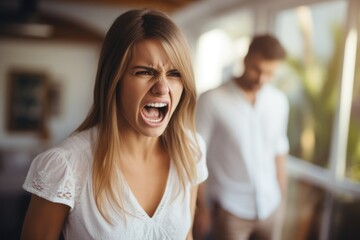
left=0, top=39, right=101, bottom=148
left=0, top=0, right=248, bottom=150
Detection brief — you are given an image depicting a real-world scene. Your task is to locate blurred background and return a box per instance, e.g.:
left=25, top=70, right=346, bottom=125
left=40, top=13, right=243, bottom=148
left=0, top=0, right=359, bottom=239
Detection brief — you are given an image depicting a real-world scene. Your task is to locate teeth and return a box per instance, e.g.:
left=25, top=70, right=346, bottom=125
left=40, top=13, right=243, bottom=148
left=146, top=103, right=167, bottom=108
left=143, top=116, right=162, bottom=123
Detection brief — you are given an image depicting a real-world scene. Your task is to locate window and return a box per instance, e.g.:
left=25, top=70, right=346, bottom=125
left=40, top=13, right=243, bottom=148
left=195, top=10, right=254, bottom=95
left=273, top=1, right=348, bottom=168
left=347, top=52, right=360, bottom=182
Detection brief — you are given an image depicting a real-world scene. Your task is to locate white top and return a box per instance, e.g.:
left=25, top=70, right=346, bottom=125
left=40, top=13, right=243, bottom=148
left=23, top=127, right=208, bottom=240
left=196, top=79, right=289, bottom=220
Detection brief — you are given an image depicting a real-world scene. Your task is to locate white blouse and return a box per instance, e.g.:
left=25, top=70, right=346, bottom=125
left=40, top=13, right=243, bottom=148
left=23, top=128, right=208, bottom=240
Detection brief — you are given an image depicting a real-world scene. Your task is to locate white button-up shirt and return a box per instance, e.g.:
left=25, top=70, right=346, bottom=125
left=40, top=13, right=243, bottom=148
left=196, top=79, right=289, bottom=220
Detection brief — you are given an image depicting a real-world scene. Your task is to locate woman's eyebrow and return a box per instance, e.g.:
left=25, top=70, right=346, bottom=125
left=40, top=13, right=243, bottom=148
left=131, top=66, right=158, bottom=72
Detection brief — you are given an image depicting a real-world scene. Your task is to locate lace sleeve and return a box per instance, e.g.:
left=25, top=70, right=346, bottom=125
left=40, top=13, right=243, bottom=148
left=23, top=148, right=75, bottom=209
left=195, top=133, right=209, bottom=185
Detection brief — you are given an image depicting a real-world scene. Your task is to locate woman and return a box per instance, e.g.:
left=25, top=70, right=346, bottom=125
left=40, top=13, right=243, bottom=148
left=21, top=9, right=207, bottom=240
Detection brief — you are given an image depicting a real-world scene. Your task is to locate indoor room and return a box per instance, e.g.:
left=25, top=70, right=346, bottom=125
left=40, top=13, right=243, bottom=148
left=0, top=0, right=359, bottom=239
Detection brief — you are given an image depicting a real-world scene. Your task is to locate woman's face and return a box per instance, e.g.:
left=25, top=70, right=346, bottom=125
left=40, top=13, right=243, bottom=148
left=118, top=39, right=184, bottom=138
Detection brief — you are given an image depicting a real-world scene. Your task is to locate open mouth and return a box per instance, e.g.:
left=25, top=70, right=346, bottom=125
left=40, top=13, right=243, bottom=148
left=141, top=102, right=169, bottom=124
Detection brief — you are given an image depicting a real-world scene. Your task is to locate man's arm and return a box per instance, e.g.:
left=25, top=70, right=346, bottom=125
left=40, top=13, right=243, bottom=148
left=275, top=154, right=288, bottom=201
left=276, top=93, right=289, bottom=202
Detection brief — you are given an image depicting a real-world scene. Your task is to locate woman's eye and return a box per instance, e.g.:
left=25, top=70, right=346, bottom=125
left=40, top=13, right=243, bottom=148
left=167, top=71, right=181, bottom=78
left=135, top=71, right=153, bottom=76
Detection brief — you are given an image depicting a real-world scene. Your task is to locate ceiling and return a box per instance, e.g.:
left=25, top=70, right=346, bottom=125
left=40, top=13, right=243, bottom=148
left=0, top=0, right=202, bottom=41
left=1, top=0, right=201, bottom=13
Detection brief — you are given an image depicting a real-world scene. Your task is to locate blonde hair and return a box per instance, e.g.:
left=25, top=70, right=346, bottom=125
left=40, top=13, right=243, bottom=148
left=76, top=9, right=199, bottom=223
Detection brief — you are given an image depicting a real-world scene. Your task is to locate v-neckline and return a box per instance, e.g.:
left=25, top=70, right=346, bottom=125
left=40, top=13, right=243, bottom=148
left=124, top=159, right=173, bottom=219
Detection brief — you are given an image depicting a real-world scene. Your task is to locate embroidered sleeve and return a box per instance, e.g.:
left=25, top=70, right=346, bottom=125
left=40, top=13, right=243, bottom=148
left=23, top=148, right=75, bottom=209
left=195, top=133, right=209, bottom=185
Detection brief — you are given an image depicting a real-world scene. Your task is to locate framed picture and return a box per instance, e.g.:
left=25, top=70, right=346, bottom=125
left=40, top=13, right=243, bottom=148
left=6, top=70, right=49, bottom=133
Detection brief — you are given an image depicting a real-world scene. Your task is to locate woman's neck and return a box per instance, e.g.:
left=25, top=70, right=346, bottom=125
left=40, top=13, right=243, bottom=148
left=119, top=131, right=165, bottom=163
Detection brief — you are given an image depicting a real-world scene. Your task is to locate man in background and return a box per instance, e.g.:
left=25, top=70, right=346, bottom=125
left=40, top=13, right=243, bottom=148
left=194, top=34, right=289, bottom=240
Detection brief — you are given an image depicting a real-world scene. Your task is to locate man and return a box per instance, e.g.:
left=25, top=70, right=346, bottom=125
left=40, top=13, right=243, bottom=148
left=195, top=34, right=289, bottom=240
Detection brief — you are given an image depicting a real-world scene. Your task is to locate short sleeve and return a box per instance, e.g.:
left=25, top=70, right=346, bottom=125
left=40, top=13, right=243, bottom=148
left=23, top=148, right=75, bottom=209
left=276, top=135, right=289, bottom=155
left=276, top=94, right=290, bottom=155
left=195, top=133, right=208, bottom=185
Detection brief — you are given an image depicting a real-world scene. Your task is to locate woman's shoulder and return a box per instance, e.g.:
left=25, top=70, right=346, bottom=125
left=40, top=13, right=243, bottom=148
left=184, top=130, right=206, bottom=156
left=58, top=128, right=95, bottom=155
left=38, top=131, right=90, bottom=168
left=184, top=130, right=208, bottom=184
left=195, top=132, right=206, bottom=150
left=28, top=128, right=95, bottom=178
left=22, top=128, right=96, bottom=208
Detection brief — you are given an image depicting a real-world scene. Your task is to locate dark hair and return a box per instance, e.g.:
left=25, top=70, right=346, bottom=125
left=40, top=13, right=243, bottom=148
left=247, top=34, right=286, bottom=60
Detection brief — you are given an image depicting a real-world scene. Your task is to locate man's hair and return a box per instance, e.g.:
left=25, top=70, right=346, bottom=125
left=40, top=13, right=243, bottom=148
left=247, top=34, right=286, bottom=60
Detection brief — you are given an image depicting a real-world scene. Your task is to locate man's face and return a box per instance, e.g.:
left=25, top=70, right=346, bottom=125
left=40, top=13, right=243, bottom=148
left=242, top=53, right=281, bottom=91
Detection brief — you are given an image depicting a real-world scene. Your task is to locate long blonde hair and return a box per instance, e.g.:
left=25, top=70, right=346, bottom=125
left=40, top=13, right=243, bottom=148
left=76, top=9, right=199, bottom=223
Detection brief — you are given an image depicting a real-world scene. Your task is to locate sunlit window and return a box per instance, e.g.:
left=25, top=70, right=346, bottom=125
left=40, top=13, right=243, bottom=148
left=195, top=10, right=254, bottom=95
left=347, top=47, right=360, bottom=181
left=196, top=29, right=233, bottom=94
left=274, top=1, right=348, bottom=168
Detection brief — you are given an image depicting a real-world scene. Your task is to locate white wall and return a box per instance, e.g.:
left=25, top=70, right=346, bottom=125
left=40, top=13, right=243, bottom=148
left=0, top=39, right=101, bottom=148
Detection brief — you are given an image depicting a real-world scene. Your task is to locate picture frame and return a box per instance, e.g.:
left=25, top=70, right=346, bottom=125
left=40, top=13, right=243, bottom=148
left=6, top=70, right=49, bottom=134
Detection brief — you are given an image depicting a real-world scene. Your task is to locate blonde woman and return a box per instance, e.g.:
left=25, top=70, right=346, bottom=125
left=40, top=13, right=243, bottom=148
left=21, top=9, right=208, bottom=240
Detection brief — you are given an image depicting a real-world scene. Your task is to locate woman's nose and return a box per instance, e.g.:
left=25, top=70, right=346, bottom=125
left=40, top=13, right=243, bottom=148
left=151, top=75, right=169, bottom=96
